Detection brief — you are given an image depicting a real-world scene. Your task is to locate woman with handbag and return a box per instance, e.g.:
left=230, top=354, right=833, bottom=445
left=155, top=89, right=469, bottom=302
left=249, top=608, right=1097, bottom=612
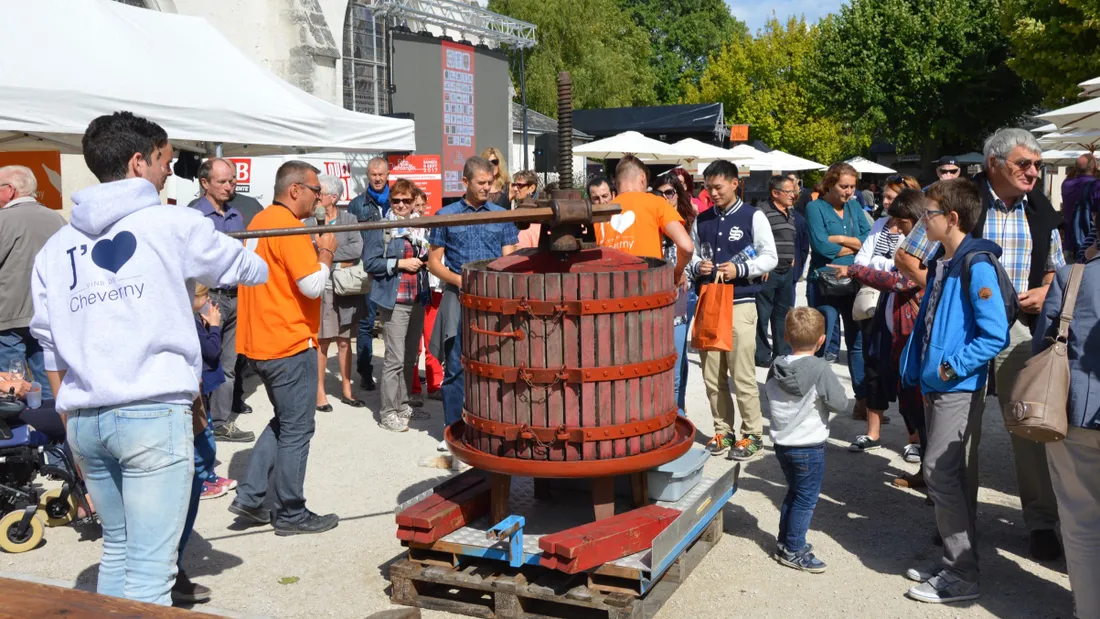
left=1032, top=247, right=1100, bottom=619
left=314, top=175, right=366, bottom=411
left=806, top=162, right=871, bottom=413
left=833, top=188, right=928, bottom=464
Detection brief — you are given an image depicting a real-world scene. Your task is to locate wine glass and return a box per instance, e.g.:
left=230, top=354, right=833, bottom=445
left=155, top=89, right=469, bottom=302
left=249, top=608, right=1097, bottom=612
left=7, top=359, right=27, bottom=382
left=699, top=242, right=714, bottom=262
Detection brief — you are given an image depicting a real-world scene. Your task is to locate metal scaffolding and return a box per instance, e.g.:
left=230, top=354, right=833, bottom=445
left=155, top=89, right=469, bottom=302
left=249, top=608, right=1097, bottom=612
left=375, top=0, right=536, bottom=49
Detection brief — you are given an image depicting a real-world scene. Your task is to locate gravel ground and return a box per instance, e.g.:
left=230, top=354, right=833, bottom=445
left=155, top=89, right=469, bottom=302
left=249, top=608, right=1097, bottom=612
left=0, top=288, right=1076, bottom=618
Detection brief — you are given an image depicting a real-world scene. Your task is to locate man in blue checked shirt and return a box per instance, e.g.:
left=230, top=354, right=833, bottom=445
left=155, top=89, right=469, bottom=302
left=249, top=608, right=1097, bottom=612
left=427, top=156, right=518, bottom=451
left=895, top=128, right=1065, bottom=563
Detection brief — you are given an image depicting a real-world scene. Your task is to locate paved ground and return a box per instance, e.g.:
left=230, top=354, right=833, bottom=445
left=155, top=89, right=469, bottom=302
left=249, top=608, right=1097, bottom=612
left=0, top=295, right=1076, bottom=618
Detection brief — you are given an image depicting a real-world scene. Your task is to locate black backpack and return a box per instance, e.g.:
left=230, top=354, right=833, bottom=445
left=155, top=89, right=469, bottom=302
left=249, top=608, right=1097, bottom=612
left=959, top=251, right=1020, bottom=326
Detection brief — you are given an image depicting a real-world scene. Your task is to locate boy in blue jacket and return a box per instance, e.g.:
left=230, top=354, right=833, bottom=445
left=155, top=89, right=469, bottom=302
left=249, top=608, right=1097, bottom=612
left=899, top=179, right=1010, bottom=604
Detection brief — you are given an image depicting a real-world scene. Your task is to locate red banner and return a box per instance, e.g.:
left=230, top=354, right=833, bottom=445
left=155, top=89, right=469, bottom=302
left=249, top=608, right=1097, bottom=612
left=322, top=161, right=353, bottom=202
left=228, top=158, right=252, bottom=193
left=388, top=154, right=443, bottom=215
left=442, top=41, right=476, bottom=197
left=0, top=151, right=61, bottom=210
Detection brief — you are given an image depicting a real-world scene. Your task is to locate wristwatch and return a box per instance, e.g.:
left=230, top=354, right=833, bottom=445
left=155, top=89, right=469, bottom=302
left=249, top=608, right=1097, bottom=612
left=940, top=361, right=958, bottom=381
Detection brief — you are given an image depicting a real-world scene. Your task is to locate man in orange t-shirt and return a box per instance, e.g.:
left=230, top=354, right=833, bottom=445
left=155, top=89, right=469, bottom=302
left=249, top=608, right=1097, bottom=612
left=596, top=155, right=693, bottom=282
left=232, top=161, right=341, bottom=537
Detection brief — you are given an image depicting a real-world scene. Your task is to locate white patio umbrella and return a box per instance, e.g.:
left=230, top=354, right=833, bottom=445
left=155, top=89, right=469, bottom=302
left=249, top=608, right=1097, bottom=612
left=572, top=130, right=682, bottom=160
left=1032, top=123, right=1059, bottom=134
left=724, top=144, right=775, bottom=170
left=1043, top=149, right=1090, bottom=164
left=671, top=138, right=738, bottom=164
left=764, top=150, right=828, bottom=171
left=1079, top=76, right=1100, bottom=98
left=845, top=156, right=896, bottom=175
left=1038, top=97, right=1100, bottom=131
left=1039, top=130, right=1100, bottom=151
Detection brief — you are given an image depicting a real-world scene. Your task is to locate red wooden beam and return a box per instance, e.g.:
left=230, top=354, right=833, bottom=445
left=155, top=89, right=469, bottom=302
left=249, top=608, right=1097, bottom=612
left=396, top=480, right=491, bottom=544
left=538, top=505, right=680, bottom=574
left=395, top=472, right=486, bottom=528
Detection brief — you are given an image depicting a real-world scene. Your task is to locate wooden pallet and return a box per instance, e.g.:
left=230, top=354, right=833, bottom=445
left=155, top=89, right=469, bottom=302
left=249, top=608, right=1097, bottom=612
left=389, top=510, right=723, bottom=619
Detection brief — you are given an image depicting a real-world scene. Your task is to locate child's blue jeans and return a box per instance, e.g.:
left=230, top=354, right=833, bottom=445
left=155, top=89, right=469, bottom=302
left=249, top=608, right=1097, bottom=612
left=775, top=443, right=826, bottom=554
left=179, top=398, right=218, bottom=566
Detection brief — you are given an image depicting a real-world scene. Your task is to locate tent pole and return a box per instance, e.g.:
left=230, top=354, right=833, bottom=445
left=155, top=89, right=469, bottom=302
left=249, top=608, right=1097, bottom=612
left=215, top=143, right=224, bottom=158
left=521, top=47, right=529, bottom=170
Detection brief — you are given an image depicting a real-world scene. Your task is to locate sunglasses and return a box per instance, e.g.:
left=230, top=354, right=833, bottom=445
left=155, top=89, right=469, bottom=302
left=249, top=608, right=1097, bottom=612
left=391, top=197, right=414, bottom=205
left=659, top=188, right=677, bottom=198
left=514, top=182, right=534, bottom=189
left=489, top=159, right=500, bottom=166
left=296, top=183, right=321, bottom=195
left=937, top=167, right=961, bottom=175
left=1007, top=158, right=1045, bottom=173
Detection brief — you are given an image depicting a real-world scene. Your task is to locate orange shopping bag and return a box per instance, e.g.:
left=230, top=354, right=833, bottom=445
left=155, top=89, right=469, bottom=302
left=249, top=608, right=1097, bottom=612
left=690, top=272, right=734, bottom=352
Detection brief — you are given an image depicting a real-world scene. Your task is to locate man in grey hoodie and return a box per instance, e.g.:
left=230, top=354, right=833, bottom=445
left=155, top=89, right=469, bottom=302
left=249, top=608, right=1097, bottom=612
left=764, top=307, right=849, bottom=574
left=29, top=112, right=268, bottom=606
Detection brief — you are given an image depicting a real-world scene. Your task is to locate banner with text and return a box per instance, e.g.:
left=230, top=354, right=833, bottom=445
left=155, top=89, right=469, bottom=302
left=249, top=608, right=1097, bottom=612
left=442, top=41, right=475, bottom=197
left=388, top=154, right=443, bottom=215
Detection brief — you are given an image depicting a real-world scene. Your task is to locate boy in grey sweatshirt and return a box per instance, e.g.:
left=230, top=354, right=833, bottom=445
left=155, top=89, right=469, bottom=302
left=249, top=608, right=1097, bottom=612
left=763, top=307, right=848, bottom=573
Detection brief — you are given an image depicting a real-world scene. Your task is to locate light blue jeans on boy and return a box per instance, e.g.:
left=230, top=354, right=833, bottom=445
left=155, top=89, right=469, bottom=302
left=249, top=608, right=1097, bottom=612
left=179, top=401, right=217, bottom=565
left=67, top=403, right=193, bottom=606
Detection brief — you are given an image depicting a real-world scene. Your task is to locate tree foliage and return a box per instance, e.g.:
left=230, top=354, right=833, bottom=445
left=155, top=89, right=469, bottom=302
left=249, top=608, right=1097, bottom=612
left=683, top=17, right=866, bottom=167
left=618, top=0, right=746, bottom=104
left=1002, top=0, right=1100, bottom=107
left=806, top=0, right=1039, bottom=155
left=490, top=0, right=657, bottom=117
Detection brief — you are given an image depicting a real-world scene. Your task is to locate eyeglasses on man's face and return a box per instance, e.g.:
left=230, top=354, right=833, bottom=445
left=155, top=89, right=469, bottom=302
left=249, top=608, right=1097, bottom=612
left=1006, top=158, right=1045, bottom=173
left=937, top=167, right=961, bottom=176
left=296, top=183, right=321, bottom=196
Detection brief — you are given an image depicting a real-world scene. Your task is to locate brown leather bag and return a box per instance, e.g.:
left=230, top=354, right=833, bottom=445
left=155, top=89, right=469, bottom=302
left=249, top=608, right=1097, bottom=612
left=1005, top=264, right=1083, bottom=443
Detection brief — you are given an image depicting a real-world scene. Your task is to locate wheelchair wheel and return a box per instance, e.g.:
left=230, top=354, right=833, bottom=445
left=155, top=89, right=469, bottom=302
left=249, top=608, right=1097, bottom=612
left=0, top=511, right=43, bottom=553
left=39, top=488, right=78, bottom=527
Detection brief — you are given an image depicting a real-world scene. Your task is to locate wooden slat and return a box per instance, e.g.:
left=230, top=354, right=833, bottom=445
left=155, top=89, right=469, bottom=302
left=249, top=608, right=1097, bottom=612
left=512, top=274, right=531, bottom=460
left=595, top=272, right=613, bottom=460
left=0, top=577, right=227, bottom=619
left=626, top=269, right=642, bottom=456
left=528, top=276, right=547, bottom=461
left=642, top=268, right=655, bottom=454
left=538, top=505, right=680, bottom=573
left=562, top=272, right=581, bottom=461
left=611, top=271, right=628, bottom=459
left=396, top=480, right=492, bottom=543
left=396, top=471, right=487, bottom=527
left=499, top=272, right=517, bottom=459
left=544, top=273, right=565, bottom=462
left=472, top=271, right=487, bottom=455
left=580, top=273, right=597, bottom=462
left=485, top=271, right=501, bottom=457
left=663, top=265, right=675, bottom=446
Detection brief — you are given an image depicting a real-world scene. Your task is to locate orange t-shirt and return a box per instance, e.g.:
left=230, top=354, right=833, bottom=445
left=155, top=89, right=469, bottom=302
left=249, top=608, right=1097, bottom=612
left=595, top=191, right=683, bottom=259
left=237, top=204, right=322, bottom=360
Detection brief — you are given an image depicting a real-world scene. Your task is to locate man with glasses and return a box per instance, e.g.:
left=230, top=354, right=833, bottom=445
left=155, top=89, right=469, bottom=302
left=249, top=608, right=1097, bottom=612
left=936, top=156, right=962, bottom=181
left=348, top=157, right=391, bottom=392
left=191, top=158, right=254, bottom=443
left=232, top=161, right=341, bottom=536
left=0, top=166, right=65, bottom=400
left=893, top=128, right=1065, bottom=562
left=755, top=175, right=809, bottom=367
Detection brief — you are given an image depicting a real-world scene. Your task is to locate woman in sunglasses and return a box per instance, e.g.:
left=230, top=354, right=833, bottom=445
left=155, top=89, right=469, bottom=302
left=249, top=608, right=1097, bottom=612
left=512, top=170, right=543, bottom=248
left=480, top=147, right=511, bottom=209
left=655, top=173, right=698, bottom=417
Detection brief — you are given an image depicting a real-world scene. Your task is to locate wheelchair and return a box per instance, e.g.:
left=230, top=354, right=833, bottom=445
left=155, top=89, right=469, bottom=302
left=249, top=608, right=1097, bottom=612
left=0, top=391, right=94, bottom=553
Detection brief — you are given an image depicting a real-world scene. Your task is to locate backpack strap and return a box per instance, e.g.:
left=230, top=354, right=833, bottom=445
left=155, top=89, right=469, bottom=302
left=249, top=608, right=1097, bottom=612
left=1055, top=264, right=1085, bottom=342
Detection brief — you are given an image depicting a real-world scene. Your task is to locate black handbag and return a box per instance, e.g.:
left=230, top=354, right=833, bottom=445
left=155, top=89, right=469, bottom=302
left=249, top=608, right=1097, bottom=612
left=816, top=201, right=861, bottom=297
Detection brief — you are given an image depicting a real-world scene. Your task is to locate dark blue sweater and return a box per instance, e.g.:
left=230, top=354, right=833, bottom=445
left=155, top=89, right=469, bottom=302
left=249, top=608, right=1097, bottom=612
left=195, top=315, right=225, bottom=396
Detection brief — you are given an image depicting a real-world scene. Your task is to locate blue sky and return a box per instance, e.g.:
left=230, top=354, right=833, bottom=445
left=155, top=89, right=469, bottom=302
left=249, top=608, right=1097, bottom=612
left=725, top=0, right=845, bottom=33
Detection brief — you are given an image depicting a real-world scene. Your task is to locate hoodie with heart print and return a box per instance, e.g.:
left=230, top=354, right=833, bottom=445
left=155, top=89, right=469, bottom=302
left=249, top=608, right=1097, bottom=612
left=29, top=177, right=268, bottom=412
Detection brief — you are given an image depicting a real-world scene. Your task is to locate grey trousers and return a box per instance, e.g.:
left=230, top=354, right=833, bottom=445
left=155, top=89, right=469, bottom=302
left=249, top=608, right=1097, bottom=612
left=209, top=290, right=240, bottom=426
left=1047, top=427, right=1100, bottom=619
left=995, top=319, right=1059, bottom=531
left=379, top=303, right=424, bottom=418
left=236, top=347, right=317, bottom=527
left=923, top=390, right=985, bottom=582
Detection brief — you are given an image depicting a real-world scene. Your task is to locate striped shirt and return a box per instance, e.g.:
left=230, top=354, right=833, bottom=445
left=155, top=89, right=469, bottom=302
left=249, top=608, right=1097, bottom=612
left=897, top=186, right=1066, bottom=294
left=760, top=200, right=797, bottom=268
left=873, top=228, right=900, bottom=259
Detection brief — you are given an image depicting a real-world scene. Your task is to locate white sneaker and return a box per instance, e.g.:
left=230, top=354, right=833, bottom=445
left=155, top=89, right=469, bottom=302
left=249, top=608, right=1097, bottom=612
left=437, top=439, right=448, bottom=452
left=903, top=443, right=923, bottom=463
left=379, top=413, right=409, bottom=433
left=906, top=571, right=979, bottom=604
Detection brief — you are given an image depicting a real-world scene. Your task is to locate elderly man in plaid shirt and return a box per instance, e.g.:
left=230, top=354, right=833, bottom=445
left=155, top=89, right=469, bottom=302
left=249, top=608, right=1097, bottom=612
left=895, top=128, right=1064, bottom=563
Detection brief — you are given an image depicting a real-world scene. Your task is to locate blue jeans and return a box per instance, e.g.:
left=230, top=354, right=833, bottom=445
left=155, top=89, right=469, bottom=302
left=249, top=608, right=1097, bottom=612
left=674, top=290, right=698, bottom=417
left=755, top=266, right=795, bottom=364
left=0, top=327, right=52, bottom=400
left=179, top=401, right=217, bottom=565
left=236, top=348, right=318, bottom=527
left=356, top=299, right=377, bottom=379
left=808, top=283, right=865, bottom=398
left=67, top=403, right=193, bottom=605
left=442, top=332, right=464, bottom=427
left=775, top=443, right=826, bottom=554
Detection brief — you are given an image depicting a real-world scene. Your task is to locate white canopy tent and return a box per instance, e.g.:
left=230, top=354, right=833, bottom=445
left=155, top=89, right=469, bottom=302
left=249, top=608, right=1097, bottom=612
left=845, top=156, right=896, bottom=175
left=670, top=138, right=737, bottom=164
left=762, top=150, right=828, bottom=172
left=0, top=0, right=415, bottom=155
left=573, top=131, right=683, bottom=161
left=724, top=144, right=775, bottom=170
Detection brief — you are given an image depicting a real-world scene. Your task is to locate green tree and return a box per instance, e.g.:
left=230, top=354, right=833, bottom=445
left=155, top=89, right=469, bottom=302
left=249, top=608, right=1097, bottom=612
left=618, top=0, right=746, bottom=104
left=806, top=0, right=1039, bottom=158
left=1002, top=0, right=1100, bottom=106
left=683, top=17, right=866, bottom=166
left=490, top=0, right=657, bottom=117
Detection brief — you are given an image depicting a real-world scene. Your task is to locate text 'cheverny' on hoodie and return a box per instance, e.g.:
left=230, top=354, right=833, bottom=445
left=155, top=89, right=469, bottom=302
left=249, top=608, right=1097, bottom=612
left=765, top=354, right=849, bottom=447
left=30, top=177, right=268, bottom=412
